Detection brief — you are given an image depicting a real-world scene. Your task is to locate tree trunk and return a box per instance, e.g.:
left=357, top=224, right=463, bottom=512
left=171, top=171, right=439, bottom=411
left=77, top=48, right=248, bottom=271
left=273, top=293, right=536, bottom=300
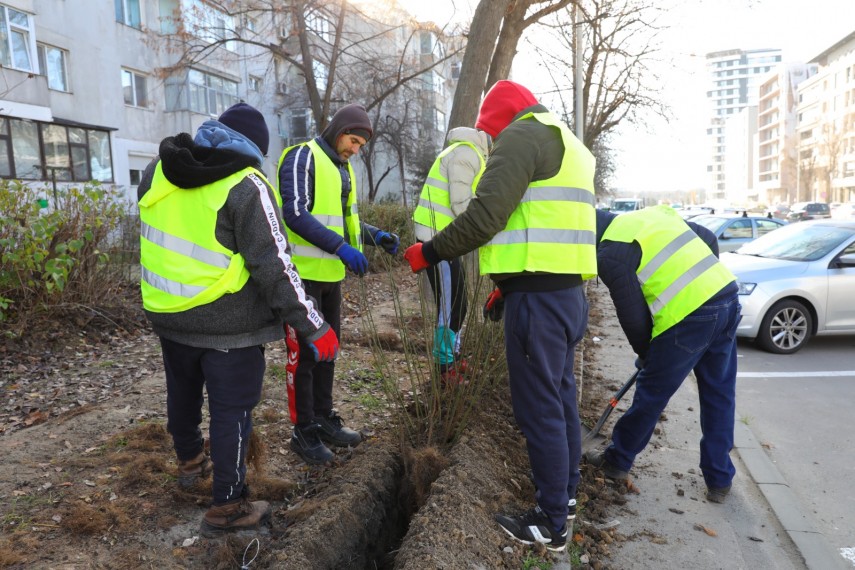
left=486, top=1, right=527, bottom=88
left=447, top=0, right=512, bottom=131
left=487, top=1, right=576, bottom=90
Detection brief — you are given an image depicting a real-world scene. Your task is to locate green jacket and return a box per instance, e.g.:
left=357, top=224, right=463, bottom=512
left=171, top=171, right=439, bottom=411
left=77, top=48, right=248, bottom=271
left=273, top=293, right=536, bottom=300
left=426, top=104, right=576, bottom=286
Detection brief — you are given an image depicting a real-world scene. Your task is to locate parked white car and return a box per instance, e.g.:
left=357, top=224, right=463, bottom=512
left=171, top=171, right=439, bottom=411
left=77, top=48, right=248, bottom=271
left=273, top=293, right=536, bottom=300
left=832, top=202, right=855, bottom=219
left=721, top=220, right=855, bottom=354
left=691, top=214, right=786, bottom=253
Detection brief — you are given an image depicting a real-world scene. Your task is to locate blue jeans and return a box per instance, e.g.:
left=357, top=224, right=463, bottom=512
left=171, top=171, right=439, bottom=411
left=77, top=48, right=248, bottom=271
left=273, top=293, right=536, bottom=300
left=605, top=293, right=741, bottom=489
left=504, top=287, right=588, bottom=532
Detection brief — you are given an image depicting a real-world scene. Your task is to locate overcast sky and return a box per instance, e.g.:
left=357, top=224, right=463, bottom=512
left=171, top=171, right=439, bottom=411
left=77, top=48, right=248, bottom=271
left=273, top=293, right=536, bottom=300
left=394, top=0, right=854, bottom=197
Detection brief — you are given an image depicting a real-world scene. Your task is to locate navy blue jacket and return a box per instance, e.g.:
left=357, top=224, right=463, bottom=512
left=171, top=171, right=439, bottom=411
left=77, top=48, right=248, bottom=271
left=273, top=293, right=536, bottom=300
left=278, top=136, right=381, bottom=255
left=595, top=209, right=738, bottom=359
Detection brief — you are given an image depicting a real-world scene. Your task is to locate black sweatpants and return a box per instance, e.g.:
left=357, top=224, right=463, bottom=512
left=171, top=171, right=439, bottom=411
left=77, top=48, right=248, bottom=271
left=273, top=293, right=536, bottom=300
left=160, top=337, right=265, bottom=505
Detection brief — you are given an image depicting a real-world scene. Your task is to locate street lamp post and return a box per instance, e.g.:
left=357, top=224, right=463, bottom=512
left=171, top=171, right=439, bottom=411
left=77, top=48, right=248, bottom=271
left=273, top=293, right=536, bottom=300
left=573, top=4, right=584, bottom=143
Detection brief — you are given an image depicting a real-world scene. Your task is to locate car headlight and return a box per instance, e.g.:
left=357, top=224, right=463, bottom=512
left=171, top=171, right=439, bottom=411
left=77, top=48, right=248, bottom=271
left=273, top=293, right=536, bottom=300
left=736, top=281, right=756, bottom=295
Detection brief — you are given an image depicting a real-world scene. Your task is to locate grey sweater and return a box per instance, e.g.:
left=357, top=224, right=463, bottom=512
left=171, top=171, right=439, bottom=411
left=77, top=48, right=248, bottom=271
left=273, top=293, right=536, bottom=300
left=138, top=131, right=328, bottom=349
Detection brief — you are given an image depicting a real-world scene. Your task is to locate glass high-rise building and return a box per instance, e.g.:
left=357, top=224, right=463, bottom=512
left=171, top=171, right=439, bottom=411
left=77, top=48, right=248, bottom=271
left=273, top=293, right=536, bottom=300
left=705, top=48, right=783, bottom=199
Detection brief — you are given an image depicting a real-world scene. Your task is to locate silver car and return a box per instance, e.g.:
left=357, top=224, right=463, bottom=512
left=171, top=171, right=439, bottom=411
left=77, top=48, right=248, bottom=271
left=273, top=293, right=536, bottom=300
left=720, top=220, right=855, bottom=354
left=692, top=214, right=786, bottom=253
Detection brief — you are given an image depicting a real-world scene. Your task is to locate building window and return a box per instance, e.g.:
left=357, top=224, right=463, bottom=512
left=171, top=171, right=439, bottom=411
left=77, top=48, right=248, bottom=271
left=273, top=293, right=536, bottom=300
left=279, top=108, right=314, bottom=144
left=122, top=69, right=148, bottom=107
left=305, top=9, right=332, bottom=44
left=450, top=62, right=461, bottom=80
left=420, top=31, right=435, bottom=55
left=115, top=0, right=141, bottom=29
left=249, top=75, right=261, bottom=92
left=185, top=0, right=235, bottom=50
left=37, top=44, right=69, bottom=92
left=313, top=60, right=329, bottom=91
left=0, top=116, right=113, bottom=182
left=0, top=5, right=35, bottom=72
left=129, top=169, right=142, bottom=185
left=166, top=69, right=239, bottom=116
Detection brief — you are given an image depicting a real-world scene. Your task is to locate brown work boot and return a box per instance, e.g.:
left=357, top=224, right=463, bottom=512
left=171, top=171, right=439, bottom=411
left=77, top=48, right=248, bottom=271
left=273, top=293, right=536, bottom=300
left=200, top=498, right=271, bottom=537
left=177, top=451, right=212, bottom=489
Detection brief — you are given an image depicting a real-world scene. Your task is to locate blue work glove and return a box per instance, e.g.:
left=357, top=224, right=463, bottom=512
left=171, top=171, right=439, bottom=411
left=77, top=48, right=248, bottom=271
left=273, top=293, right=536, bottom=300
left=374, top=231, right=400, bottom=255
left=634, top=356, right=647, bottom=370
left=337, top=243, right=368, bottom=276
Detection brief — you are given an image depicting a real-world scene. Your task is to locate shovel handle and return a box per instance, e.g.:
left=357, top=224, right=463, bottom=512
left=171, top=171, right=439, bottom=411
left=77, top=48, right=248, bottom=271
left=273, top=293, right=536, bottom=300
left=584, top=369, right=640, bottom=441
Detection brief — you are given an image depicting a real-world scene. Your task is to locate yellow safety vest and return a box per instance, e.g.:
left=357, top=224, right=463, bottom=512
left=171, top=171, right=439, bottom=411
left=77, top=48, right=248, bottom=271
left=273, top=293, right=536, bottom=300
left=277, top=139, right=361, bottom=282
left=139, top=163, right=279, bottom=313
left=412, top=141, right=484, bottom=231
left=478, top=111, right=597, bottom=278
left=602, top=204, right=737, bottom=338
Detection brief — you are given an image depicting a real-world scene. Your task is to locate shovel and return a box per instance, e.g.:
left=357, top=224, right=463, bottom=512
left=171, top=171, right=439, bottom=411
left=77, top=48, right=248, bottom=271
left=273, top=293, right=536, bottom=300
left=581, top=369, right=640, bottom=453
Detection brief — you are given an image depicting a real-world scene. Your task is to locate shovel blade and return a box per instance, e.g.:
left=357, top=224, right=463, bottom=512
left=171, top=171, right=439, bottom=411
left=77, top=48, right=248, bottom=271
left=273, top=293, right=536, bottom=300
left=581, top=424, right=607, bottom=453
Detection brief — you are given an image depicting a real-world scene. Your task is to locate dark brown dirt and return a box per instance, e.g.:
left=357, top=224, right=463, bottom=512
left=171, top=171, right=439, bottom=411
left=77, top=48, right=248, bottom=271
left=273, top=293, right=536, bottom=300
left=0, top=268, right=632, bottom=569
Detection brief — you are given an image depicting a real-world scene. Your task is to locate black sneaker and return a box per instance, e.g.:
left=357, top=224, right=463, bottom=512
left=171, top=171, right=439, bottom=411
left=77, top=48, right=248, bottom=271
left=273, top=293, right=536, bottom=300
left=584, top=449, right=629, bottom=480
left=495, top=505, right=567, bottom=552
left=706, top=485, right=731, bottom=503
left=528, top=470, right=578, bottom=520
left=315, top=410, right=362, bottom=447
left=290, top=423, right=334, bottom=464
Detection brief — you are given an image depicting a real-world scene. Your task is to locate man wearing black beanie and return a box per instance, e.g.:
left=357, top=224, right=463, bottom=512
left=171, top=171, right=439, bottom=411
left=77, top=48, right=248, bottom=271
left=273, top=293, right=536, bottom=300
left=276, top=103, right=399, bottom=465
left=137, top=102, right=338, bottom=537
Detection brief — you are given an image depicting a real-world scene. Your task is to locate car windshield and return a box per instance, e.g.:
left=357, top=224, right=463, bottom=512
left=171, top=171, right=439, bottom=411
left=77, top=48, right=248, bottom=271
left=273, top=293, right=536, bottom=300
left=612, top=201, right=638, bottom=212
left=736, top=223, right=853, bottom=261
left=692, top=215, right=729, bottom=233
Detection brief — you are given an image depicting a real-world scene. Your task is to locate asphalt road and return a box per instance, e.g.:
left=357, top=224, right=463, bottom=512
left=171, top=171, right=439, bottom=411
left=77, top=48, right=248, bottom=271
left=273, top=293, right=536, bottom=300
left=736, top=335, right=855, bottom=568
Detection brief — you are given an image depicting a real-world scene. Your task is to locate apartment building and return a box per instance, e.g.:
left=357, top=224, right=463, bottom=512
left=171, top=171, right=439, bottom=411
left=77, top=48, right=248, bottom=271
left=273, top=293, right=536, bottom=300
left=796, top=30, right=855, bottom=204
left=0, top=1, right=455, bottom=202
left=755, top=63, right=816, bottom=206
left=704, top=48, right=783, bottom=199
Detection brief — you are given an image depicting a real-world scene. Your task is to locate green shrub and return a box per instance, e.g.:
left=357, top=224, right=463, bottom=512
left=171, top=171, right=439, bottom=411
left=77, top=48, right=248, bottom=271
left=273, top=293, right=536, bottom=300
left=0, top=180, right=130, bottom=325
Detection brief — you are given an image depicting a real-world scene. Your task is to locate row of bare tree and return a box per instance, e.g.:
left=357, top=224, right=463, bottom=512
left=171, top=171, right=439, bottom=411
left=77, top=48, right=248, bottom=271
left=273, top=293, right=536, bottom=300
left=166, top=0, right=666, bottom=203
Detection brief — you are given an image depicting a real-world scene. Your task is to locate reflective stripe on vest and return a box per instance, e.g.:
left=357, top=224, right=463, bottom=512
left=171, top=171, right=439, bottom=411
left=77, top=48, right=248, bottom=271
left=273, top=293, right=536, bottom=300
left=277, top=139, right=361, bottom=282
left=139, top=164, right=277, bottom=313
left=413, top=141, right=484, bottom=232
left=602, top=204, right=736, bottom=337
left=478, top=111, right=597, bottom=278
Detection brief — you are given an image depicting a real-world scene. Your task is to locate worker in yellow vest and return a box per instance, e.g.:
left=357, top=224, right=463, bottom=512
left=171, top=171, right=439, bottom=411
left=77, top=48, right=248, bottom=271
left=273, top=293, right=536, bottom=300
left=404, top=80, right=596, bottom=552
left=412, top=127, right=489, bottom=384
left=138, top=103, right=337, bottom=537
left=277, top=104, right=398, bottom=465
left=586, top=205, right=741, bottom=504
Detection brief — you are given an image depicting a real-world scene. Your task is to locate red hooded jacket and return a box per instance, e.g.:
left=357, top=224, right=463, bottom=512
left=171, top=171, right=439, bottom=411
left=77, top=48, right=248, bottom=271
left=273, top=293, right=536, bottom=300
left=475, top=80, right=539, bottom=139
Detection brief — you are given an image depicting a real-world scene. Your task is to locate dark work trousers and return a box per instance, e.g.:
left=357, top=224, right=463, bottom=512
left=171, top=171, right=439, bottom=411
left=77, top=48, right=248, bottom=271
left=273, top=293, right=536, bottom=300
left=504, top=286, right=588, bottom=533
left=160, top=337, right=265, bottom=505
left=286, top=279, right=341, bottom=426
left=424, top=257, right=468, bottom=333
left=605, top=292, right=741, bottom=489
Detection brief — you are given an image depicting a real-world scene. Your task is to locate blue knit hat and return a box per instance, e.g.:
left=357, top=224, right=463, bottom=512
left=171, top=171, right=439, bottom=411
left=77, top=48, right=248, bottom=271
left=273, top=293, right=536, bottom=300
left=218, top=102, right=269, bottom=155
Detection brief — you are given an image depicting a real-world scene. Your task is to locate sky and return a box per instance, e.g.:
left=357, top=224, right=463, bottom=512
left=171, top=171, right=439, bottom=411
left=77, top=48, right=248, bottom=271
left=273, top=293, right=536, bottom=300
left=394, top=0, right=854, bottom=198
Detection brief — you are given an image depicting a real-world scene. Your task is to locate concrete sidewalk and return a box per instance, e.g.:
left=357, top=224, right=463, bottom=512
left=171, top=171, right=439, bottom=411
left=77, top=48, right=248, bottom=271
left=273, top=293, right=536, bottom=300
left=578, top=349, right=848, bottom=569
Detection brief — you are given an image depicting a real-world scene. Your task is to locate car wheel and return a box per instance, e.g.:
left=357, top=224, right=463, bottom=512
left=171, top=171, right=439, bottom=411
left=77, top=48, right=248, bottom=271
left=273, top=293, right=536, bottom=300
left=756, top=299, right=813, bottom=354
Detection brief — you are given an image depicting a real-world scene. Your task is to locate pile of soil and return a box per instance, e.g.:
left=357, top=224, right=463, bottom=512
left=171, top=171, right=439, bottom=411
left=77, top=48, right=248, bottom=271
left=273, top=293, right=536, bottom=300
left=0, top=268, right=634, bottom=569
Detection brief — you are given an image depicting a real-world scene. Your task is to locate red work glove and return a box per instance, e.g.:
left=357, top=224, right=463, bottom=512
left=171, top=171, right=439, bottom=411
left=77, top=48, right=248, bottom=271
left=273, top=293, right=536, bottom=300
left=310, top=327, right=339, bottom=362
left=403, top=242, right=430, bottom=273
left=482, top=288, right=504, bottom=322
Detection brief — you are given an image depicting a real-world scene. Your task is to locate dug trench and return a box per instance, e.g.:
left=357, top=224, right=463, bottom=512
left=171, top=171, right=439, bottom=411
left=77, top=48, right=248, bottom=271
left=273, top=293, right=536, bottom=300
left=0, top=271, right=633, bottom=569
